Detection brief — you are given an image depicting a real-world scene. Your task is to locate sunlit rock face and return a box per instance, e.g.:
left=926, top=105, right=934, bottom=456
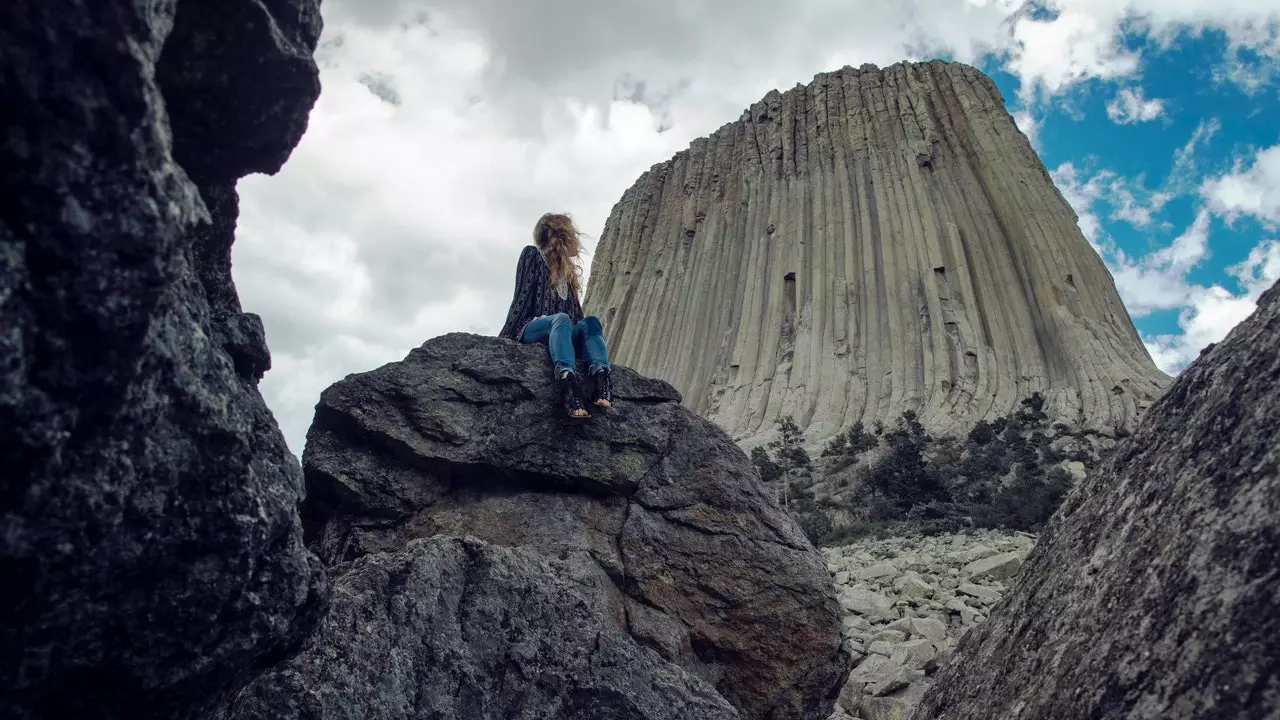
left=585, top=60, right=1170, bottom=448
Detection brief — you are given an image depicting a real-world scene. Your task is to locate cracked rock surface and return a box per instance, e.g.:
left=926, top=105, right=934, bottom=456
left=1, top=1, right=327, bottom=719
left=217, top=536, right=742, bottom=720
left=225, top=332, right=851, bottom=720
left=913, top=280, right=1280, bottom=719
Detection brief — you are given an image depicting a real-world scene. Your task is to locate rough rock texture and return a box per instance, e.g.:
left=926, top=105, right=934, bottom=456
left=226, top=333, right=852, bottom=720
left=219, top=536, right=742, bottom=720
left=1, top=2, right=328, bottom=719
left=820, top=531, right=1036, bottom=720
left=584, top=60, right=1170, bottom=448
left=913, top=280, right=1280, bottom=719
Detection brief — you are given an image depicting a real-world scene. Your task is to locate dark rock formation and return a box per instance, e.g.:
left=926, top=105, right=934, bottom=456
left=217, top=536, right=743, bottom=720
left=913, top=280, right=1280, bottom=719
left=584, top=61, right=1170, bottom=448
left=1, top=2, right=328, bottom=719
left=156, top=0, right=325, bottom=383
left=224, top=333, right=852, bottom=720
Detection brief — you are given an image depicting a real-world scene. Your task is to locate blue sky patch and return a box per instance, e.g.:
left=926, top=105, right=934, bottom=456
left=977, top=28, right=1279, bottom=372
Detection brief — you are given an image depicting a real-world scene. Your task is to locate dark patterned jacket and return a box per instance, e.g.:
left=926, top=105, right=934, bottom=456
left=498, top=245, right=585, bottom=341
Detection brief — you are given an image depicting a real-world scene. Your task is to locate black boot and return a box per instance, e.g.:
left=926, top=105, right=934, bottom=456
left=591, top=367, right=613, bottom=408
left=557, top=370, right=590, bottom=418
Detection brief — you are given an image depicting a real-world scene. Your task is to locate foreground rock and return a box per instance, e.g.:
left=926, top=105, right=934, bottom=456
left=218, top=536, right=741, bottom=720
left=821, top=531, right=1034, bottom=720
left=1, top=2, right=328, bottom=719
left=914, top=281, right=1280, bottom=719
left=226, top=332, right=851, bottom=720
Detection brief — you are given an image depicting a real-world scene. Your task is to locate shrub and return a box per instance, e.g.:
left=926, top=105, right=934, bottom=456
left=821, top=421, right=879, bottom=458
left=750, top=445, right=782, bottom=484
left=811, top=395, right=1103, bottom=537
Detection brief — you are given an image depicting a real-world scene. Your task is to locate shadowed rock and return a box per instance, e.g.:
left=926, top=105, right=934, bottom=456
left=1, top=1, right=328, bottom=718
left=913, top=280, right=1280, bottom=719
left=217, top=536, right=743, bottom=720
left=225, top=332, right=852, bottom=720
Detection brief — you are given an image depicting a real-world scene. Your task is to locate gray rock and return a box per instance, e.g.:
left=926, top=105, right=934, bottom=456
left=889, top=640, right=938, bottom=671
left=957, top=583, right=1001, bottom=602
left=1063, top=460, right=1088, bottom=483
left=961, top=546, right=997, bottom=563
left=914, top=281, right=1280, bottom=719
left=960, top=551, right=1024, bottom=581
left=218, top=537, right=741, bottom=720
left=849, top=655, right=893, bottom=683
left=897, top=576, right=936, bottom=600
left=285, top=333, right=851, bottom=720
left=840, top=588, right=899, bottom=622
left=856, top=562, right=898, bottom=581
left=908, top=618, right=948, bottom=642
left=885, top=618, right=916, bottom=635
left=859, top=685, right=926, bottom=720
left=1, top=1, right=328, bottom=719
left=868, top=641, right=895, bottom=657
left=868, top=666, right=915, bottom=697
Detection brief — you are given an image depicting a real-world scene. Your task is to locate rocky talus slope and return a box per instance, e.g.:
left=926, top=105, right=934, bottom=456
left=2, top=2, right=328, bottom=719
left=584, top=60, right=1169, bottom=448
left=819, top=531, right=1034, bottom=720
left=913, top=279, right=1280, bottom=719
left=220, top=333, right=852, bottom=720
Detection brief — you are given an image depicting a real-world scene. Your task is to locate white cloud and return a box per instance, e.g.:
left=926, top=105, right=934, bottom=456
left=1142, top=287, right=1262, bottom=373
left=1142, top=239, right=1280, bottom=372
left=1007, top=8, right=1142, bottom=103
left=234, top=0, right=1280, bottom=454
left=1232, top=238, right=1280, bottom=294
left=1168, top=118, right=1222, bottom=193
left=1050, top=161, right=1115, bottom=252
left=1106, top=87, right=1167, bottom=124
left=1054, top=159, right=1279, bottom=374
left=1013, top=110, right=1042, bottom=151
left=1201, top=144, right=1280, bottom=225
left=1108, top=210, right=1211, bottom=316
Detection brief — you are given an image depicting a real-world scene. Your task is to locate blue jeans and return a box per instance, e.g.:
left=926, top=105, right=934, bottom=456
left=521, top=313, right=610, bottom=376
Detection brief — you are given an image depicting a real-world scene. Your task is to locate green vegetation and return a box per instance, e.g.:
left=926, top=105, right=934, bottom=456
left=749, top=394, right=1094, bottom=546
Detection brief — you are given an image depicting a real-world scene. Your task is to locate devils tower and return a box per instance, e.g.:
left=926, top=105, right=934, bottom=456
left=584, top=60, right=1170, bottom=446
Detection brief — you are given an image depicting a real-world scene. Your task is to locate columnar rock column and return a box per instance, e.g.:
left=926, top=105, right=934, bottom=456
left=585, top=60, right=1170, bottom=447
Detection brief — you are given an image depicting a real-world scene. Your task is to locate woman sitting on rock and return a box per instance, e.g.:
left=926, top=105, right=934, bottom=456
left=499, top=212, right=612, bottom=419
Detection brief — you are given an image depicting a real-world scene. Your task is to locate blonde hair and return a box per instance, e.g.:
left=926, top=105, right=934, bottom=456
left=533, top=212, right=584, bottom=298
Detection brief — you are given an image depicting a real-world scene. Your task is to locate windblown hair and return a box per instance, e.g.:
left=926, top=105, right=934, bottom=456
left=532, top=212, right=584, bottom=299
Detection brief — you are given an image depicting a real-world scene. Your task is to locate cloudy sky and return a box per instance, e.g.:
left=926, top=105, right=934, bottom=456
left=233, top=0, right=1280, bottom=456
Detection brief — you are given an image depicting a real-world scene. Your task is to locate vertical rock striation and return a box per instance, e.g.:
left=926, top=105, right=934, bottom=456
left=1, top=2, right=328, bottom=718
left=911, top=280, right=1280, bottom=719
left=222, top=333, right=851, bottom=720
left=585, top=61, right=1170, bottom=447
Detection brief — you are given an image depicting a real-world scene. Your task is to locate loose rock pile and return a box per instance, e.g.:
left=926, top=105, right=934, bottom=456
left=820, top=531, right=1036, bottom=720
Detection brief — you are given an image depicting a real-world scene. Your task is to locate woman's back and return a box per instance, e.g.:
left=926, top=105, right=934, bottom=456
left=498, top=244, right=583, bottom=341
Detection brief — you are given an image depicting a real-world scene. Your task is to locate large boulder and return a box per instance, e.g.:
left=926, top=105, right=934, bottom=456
left=914, top=281, right=1280, bottom=719
left=217, top=536, right=742, bottom=720
left=1, top=1, right=328, bottom=719
left=227, top=332, right=853, bottom=720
